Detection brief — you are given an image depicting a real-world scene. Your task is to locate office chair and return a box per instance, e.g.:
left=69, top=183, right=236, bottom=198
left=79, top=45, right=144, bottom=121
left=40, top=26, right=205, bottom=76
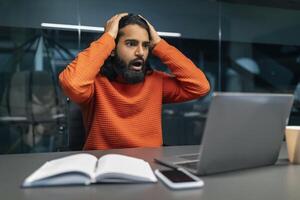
left=67, top=101, right=85, bottom=150
left=0, top=71, right=66, bottom=153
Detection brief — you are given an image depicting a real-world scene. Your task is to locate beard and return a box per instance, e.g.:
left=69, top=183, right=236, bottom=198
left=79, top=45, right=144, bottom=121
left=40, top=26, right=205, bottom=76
left=112, top=54, right=147, bottom=84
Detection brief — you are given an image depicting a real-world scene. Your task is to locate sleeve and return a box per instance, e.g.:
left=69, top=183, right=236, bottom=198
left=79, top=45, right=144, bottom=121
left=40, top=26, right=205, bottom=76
left=152, top=39, right=210, bottom=103
left=59, top=33, right=115, bottom=104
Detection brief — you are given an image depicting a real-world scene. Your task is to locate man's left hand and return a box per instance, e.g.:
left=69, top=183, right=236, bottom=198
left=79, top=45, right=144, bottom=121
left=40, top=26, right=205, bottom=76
left=139, top=15, right=161, bottom=47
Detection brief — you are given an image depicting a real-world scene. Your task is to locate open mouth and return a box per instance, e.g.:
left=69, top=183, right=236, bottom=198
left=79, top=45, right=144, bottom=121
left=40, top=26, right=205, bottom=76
left=130, top=60, right=144, bottom=71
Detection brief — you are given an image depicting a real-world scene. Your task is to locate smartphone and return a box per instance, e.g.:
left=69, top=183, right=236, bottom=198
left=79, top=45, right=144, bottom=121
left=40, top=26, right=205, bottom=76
left=154, top=168, right=204, bottom=189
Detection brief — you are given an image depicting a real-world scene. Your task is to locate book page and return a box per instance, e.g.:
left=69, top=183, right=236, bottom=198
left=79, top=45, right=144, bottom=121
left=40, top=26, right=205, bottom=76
left=95, top=154, right=157, bottom=182
left=23, top=153, right=97, bottom=185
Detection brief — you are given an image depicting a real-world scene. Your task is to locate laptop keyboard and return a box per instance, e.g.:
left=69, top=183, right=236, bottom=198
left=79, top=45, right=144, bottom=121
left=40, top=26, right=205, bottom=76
left=176, top=161, right=199, bottom=170
left=178, top=154, right=200, bottom=160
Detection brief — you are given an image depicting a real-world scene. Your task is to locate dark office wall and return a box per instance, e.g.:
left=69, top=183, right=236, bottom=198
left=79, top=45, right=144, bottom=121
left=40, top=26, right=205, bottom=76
left=0, top=0, right=219, bottom=40
left=221, top=3, right=300, bottom=45
left=0, top=0, right=300, bottom=45
left=0, top=0, right=79, bottom=27
left=1, top=0, right=300, bottom=45
left=0, top=0, right=300, bottom=153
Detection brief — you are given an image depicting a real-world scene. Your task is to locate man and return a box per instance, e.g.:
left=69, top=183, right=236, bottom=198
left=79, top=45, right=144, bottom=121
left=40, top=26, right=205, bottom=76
left=59, top=13, right=210, bottom=150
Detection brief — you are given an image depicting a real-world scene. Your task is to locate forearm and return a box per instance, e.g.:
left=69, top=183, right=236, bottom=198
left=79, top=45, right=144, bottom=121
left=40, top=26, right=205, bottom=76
left=59, top=33, right=115, bottom=103
left=152, top=40, right=210, bottom=101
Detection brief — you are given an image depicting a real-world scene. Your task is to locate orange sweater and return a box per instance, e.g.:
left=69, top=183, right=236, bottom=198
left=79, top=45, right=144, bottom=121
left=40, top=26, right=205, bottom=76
left=59, top=33, right=210, bottom=150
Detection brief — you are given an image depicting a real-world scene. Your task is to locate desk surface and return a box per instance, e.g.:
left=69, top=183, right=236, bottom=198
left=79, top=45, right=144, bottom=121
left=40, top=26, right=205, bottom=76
left=0, top=144, right=300, bottom=200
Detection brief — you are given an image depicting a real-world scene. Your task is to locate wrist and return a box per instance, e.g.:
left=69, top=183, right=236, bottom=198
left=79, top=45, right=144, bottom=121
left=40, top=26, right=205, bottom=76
left=152, top=37, right=161, bottom=46
left=106, top=31, right=117, bottom=39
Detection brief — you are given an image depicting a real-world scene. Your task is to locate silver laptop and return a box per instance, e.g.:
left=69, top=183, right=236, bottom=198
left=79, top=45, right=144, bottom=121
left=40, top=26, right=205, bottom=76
left=156, top=92, right=294, bottom=175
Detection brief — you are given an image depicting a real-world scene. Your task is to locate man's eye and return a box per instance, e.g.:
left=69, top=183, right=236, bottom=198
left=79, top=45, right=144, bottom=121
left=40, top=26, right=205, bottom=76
left=126, top=41, right=136, bottom=47
left=143, top=43, right=150, bottom=48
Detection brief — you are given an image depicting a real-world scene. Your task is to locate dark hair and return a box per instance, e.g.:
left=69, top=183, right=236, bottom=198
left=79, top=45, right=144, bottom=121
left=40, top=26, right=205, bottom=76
left=100, top=14, right=153, bottom=80
left=116, top=14, right=152, bottom=43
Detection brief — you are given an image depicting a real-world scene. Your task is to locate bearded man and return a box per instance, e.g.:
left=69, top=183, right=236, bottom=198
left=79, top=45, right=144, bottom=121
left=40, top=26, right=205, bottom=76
left=59, top=13, right=210, bottom=150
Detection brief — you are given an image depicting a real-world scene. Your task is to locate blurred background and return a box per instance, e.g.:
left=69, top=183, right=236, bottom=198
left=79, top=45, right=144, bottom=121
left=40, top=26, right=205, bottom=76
left=0, top=0, right=299, bottom=154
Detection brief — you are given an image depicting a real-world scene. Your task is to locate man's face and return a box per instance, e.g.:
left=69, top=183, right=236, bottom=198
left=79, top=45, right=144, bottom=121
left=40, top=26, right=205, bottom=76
left=113, top=24, right=150, bottom=84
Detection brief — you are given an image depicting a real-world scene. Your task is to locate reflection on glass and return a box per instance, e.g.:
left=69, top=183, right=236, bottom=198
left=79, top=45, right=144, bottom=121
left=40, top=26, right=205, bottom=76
left=221, top=2, right=300, bottom=125
left=1, top=1, right=300, bottom=153
left=0, top=27, right=76, bottom=153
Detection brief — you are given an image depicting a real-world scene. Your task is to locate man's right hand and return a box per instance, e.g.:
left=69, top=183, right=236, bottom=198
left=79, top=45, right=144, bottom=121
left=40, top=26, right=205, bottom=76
left=104, top=13, right=128, bottom=39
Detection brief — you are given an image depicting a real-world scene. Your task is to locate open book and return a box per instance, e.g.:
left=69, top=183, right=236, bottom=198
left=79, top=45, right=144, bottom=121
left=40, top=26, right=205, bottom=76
left=22, top=153, right=157, bottom=187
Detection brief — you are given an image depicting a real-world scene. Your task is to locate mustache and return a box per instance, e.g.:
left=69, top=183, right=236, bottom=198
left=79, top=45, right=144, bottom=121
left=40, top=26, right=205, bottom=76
left=129, top=57, right=145, bottom=65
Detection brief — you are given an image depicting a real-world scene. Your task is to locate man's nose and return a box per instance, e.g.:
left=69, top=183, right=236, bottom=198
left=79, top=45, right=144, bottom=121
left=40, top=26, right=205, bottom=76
left=135, top=45, right=144, bottom=56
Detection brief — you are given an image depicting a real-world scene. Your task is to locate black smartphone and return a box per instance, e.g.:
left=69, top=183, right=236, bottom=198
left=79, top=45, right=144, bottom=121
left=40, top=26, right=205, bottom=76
left=155, top=168, right=204, bottom=189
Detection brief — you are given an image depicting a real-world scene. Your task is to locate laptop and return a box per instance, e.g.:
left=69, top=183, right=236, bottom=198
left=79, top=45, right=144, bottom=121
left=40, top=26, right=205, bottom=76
left=156, top=92, right=294, bottom=175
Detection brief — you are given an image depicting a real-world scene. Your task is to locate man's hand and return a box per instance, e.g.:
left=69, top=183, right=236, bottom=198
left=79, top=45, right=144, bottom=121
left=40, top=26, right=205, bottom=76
left=105, top=13, right=128, bottom=39
left=139, top=15, right=161, bottom=47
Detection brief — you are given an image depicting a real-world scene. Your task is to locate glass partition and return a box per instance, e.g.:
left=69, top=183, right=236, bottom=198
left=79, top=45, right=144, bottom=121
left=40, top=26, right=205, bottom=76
left=0, top=0, right=300, bottom=153
left=0, top=27, right=77, bottom=153
left=220, top=2, right=300, bottom=125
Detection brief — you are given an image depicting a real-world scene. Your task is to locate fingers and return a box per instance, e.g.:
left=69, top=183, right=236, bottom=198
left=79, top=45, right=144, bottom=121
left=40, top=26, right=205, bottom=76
left=138, top=14, right=153, bottom=29
left=109, top=13, right=128, bottom=22
left=138, top=15, right=161, bottom=46
left=105, top=13, right=128, bottom=39
left=117, top=13, right=129, bottom=18
left=138, top=14, right=147, bottom=23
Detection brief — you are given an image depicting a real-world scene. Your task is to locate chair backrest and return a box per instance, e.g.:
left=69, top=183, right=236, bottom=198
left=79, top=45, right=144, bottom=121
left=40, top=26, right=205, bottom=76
left=4, top=71, right=62, bottom=120
left=67, top=101, right=85, bottom=150
left=31, top=71, right=59, bottom=121
left=2, top=71, right=67, bottom=152
left=8, top=71, right=30, bottom=117
left=3, top=70, right=88, bottom=151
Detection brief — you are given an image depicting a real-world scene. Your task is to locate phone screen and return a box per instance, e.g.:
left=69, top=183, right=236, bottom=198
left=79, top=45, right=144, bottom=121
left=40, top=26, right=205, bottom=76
left=160, top=169, right=197, bottom=183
